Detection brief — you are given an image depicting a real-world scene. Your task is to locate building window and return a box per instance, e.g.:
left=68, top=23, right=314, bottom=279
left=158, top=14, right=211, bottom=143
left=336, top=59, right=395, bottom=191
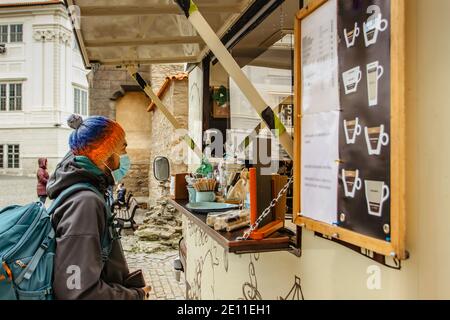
left=9, top=84, right=22, bottom=111
left=0, top=84, right=6, bottom=111
left=7, top=145, right=20, bottom=169
left=81, top=90, right=87, bottom=115
left=9, top=24, right=23, bottom=43
left=74, top=88, right=80, bottom=114
left=0, top=145, right=3, bottom=169
left=0, top=24, right=23, bottom=43
left=74, top=87, right=88, bottom=116
left=0, top=25, right=8, bottom=43
left=0, top=83, right=22, bottom=111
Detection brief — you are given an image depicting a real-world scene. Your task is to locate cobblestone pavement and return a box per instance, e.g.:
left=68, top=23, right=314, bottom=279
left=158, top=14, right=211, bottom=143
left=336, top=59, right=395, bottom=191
left=125, top=249, right=186, bottom=300
left=0, top=175, right=186, bottom=300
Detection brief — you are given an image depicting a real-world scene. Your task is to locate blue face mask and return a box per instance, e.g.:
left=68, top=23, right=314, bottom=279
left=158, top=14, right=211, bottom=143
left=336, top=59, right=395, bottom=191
left=105, top=153, right=131, bottom=183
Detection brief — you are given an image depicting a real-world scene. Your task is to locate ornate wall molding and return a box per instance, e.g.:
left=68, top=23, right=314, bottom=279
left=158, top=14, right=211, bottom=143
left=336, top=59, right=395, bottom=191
left=33, top=29, right=72, bottom=45
left=33, top=29, right=57, bottom=42
left=58, top=31, right=72, bottom=45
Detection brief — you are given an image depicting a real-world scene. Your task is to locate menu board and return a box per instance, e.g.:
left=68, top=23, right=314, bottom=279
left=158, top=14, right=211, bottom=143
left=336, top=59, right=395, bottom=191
left=299, top=0, right=392, bottom=242
left=337, top=0, right=391, bottom=241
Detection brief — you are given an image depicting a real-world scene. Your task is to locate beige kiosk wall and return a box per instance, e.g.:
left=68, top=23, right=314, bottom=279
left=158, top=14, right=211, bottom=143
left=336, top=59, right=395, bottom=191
left=184, top=0, right=450, bottom=299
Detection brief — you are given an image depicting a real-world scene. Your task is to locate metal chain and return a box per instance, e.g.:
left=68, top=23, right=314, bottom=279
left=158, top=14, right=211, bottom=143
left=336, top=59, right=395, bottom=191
left=237, top=175, right=294, bottom=241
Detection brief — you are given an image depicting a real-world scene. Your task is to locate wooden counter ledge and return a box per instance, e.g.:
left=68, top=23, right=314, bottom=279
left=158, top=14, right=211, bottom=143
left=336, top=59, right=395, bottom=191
left=170, top=199, right=293, bottom=254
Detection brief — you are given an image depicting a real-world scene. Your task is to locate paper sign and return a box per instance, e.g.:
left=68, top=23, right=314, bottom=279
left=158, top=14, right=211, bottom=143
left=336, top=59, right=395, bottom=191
left=301, top=0, right=339, bottom=114
left=301, top=111, right=339, bottom=225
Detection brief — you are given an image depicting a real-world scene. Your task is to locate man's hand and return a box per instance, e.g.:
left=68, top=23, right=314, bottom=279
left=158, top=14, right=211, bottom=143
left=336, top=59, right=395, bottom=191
left=142, top=285, right=152, bottom=300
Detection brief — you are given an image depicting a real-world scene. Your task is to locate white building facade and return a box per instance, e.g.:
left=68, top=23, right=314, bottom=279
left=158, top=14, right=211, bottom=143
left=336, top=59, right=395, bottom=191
left=0, top=0, right=89, bottom=176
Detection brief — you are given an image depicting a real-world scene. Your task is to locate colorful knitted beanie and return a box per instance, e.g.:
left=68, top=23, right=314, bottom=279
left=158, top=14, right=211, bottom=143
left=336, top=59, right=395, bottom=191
left=67, top=114, right=125, bottom=164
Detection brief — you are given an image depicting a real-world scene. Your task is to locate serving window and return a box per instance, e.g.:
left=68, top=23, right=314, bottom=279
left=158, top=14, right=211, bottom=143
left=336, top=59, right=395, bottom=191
left=181, top=0, right=303, bottom=254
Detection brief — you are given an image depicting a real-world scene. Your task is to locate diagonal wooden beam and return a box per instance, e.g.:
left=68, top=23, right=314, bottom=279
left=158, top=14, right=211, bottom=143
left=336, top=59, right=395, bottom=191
left=127, top=66, right=203, bottom=160
left=176, top=0, right=294, bottom=159
left=237, top=99, right=293, bottom=154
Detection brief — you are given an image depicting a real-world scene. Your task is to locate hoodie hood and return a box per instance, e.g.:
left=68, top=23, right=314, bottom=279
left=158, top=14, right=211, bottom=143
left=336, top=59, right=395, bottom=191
left=47, top=152, right=114, bottom=200
left=38, top=158, right=47, bottom=169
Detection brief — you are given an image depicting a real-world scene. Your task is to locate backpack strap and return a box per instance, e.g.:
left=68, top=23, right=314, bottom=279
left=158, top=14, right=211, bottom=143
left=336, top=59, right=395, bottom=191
left=47, top=183, right=104, bottom=215
left=15, top=228, right=55, bottom=285
left=16, top=183, right=113, bottom=285
left=48, top=183, right=114, bottom=262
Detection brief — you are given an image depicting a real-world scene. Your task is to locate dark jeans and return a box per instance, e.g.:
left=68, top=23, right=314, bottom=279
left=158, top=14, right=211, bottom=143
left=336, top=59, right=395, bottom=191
left=39, top=196, right=47, bottom=205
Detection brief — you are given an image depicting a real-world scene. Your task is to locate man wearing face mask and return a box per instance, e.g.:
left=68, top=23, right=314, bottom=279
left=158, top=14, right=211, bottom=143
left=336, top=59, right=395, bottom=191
left=47, top=114, right=151, bottom=300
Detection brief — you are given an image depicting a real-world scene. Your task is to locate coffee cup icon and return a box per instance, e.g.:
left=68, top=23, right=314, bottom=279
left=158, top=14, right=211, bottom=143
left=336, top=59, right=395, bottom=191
left=365, top=125, right=389, bottom=156
left=342, top=169, right=362, bottom=198
left=344, top=117, right=362, bottom=145
left=344, top=22, right=360, bottom=48
left=367, top=61, right=384, bottom=107
left=342, top=66, right=362, bottom=95
left=365, top=180, right=390, bottom=217
left=363, top=13, right=388, bottom=47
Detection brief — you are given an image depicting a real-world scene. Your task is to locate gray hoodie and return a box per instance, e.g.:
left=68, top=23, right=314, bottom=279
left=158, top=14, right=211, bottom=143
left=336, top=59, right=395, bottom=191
left=47, top=152, right=144, bottom=300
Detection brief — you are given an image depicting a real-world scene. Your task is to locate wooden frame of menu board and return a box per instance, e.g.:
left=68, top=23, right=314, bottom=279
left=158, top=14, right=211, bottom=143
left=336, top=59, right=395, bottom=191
left=293, top=0, right=407, bottom=260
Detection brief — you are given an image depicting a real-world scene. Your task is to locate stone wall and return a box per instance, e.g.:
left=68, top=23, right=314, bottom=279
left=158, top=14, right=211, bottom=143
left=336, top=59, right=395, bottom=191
left=151, top=64, right=184, bottom=90
left=88, top=65, right=151, bottom=119
left=89, top=64, right=189, bottom=205
left=148, top=65, right=189, bottom=205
